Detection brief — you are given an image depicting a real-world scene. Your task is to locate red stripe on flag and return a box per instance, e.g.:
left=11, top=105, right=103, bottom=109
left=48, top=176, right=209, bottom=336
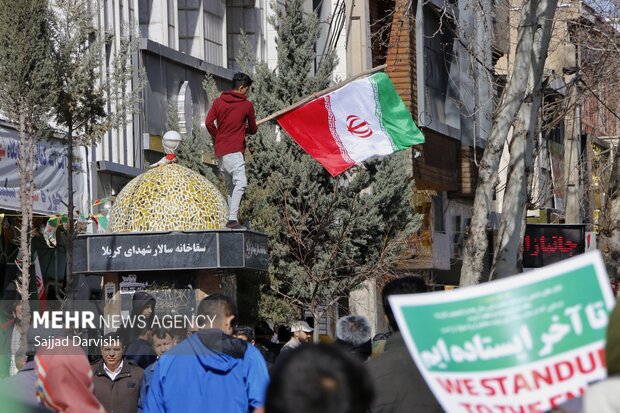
left=34, top=255, right=47, bottom=311
left=277, top=97, right=355, bottom=176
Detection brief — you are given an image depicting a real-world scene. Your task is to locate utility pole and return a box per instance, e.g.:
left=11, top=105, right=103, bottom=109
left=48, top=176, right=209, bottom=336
left=563, top=69, right=582, bottom=224
left=562, top=0, right=582, bottom=224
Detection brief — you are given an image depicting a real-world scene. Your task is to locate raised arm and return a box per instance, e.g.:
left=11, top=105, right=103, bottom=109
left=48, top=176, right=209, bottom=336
left=246, top=103, right=258, bottom=135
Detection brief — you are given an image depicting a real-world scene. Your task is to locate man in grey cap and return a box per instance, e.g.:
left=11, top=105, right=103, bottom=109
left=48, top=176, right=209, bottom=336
left=280, top=321, right=313, bottom=354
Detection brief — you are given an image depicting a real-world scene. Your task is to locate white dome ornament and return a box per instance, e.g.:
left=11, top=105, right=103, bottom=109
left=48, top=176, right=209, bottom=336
left=150, top=130, right=183, bottom=168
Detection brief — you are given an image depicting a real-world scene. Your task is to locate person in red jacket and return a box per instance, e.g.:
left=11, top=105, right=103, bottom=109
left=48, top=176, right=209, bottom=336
left=206, top=72, right=257, bottom=230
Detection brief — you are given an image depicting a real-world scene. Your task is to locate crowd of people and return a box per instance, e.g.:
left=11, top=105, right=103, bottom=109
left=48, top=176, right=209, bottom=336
left=1, top=274, right=618, bottom=412
left=0, top=276, right=440, bottom=413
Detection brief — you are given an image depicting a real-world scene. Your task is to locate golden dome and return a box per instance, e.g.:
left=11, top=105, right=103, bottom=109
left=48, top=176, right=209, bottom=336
left=108, top=163, right=228, bottom=232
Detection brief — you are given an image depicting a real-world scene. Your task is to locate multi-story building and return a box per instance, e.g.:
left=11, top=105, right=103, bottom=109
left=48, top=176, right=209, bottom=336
left=88, top=0, right=377, bottom=336
left=343, top=0, right=510, bottom=333
left=0, top=0, right=278, bottom=301
left=367, top=0, right=509, bottom=282
left=0, top=0, right=517, bottom=329
left=496, top=0, right=620, bottom=245
left=91, top=0, right=275, bottom=204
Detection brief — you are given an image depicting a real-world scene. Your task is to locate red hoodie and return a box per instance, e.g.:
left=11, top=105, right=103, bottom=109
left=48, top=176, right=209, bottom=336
left=205, top=91, right=257, bottom=157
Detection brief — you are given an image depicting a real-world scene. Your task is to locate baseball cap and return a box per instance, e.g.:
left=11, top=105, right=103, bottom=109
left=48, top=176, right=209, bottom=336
left=290, top=321, right=313, bottom=333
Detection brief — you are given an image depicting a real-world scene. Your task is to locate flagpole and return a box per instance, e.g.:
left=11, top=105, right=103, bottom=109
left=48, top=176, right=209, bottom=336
left=255, top=64, right=388, bottom=126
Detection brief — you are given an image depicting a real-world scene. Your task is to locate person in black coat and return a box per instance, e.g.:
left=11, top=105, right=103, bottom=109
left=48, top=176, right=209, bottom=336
left=122, top=291, right=157, bottom=369
left=334, top=315, right=373, bottom=362
left=266, top=344, right=373, bottom=413
left=92, top=333, right=144, bottom=413
left=365, top=276, right=443, bottom=413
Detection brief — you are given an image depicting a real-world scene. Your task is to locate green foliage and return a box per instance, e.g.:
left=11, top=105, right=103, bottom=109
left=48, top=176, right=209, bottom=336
left=49, top=0, right=104, bottom=141
left=49, top=0, right=142, bottom=145
left=202, top=73, right=221, bottom=108
left=239, top=0, right=418, bottom=325
left=266, top=0, right=335, bottom=106
left=0, top=0, right=56, bottom=336
left=165, top=101, right=180, bottom=131
left=258, top=292, right=300, bottom=327
left=175, top=116, right=220, bottom=184
left=167, top=74, right=221, bottom=186
left=0, top=0, right=55, bottom=126
left=46, top=0, right=143, bottom=292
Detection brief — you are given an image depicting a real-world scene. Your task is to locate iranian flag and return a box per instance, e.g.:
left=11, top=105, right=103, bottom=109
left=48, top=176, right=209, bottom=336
left=276, top=71, right=425, bottom=176
left=33, top=252, right=47, bottom=311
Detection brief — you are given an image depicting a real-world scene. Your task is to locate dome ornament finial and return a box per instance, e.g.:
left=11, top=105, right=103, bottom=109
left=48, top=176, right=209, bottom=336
left=150, top=130, right=183, bottom=168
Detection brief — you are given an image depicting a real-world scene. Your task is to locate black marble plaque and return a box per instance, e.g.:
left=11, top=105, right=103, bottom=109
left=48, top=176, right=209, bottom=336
left=73, top=230, right=268, bottom=273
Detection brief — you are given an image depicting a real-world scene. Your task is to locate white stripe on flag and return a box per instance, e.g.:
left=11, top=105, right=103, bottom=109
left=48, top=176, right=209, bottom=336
left=325, top=95, right=354, bottom=164
left=329, top=77, right=396, bottom=163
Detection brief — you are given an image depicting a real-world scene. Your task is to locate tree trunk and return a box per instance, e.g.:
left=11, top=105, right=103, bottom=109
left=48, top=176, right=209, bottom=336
left=491, top=2, right=556, bottom=279
left=311, top=301, right=320, bottom=343
left=17, top=107, right=32, bottom=351
left=491, top=114, right=531, bottom=278
left=460, top=0, right=559, bottom=286
left=599, top=145, right=620, bottom=279
left=66, top=124, right=75, bottom=299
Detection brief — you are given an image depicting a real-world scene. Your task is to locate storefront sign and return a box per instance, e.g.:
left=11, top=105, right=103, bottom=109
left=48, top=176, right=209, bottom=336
left=523, top=224, right=585, bottom=268
left=73, top=230, right=269, bottom=273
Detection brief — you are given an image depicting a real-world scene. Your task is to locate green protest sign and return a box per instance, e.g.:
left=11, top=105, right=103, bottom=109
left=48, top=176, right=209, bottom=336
left=390, top=251, right=614, bottom=413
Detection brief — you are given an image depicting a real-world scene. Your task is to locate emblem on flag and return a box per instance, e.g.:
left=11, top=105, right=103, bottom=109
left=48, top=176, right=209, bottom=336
left=346, top=115, right=373, bottom=138
left=275, top=71, right=425, bottom=176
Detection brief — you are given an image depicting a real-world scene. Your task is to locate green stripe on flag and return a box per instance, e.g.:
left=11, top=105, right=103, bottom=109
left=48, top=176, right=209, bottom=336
left=97, top=214, right=109, bottom=231
left=371, top=72, right=425, bottom=150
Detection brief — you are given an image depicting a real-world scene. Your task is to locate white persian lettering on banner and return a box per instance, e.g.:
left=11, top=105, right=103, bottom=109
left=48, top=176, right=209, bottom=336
left=0, top=126, right=87, bottom=215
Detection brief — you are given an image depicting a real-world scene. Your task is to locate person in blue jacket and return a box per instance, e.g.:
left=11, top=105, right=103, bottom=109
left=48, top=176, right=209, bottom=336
left=142, top=294, right=269, bottom=413
left=137, top=327, right=176, bottom=413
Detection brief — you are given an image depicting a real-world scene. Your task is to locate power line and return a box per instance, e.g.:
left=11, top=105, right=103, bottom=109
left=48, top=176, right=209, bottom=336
left=579, top=78, right=620, bottom=123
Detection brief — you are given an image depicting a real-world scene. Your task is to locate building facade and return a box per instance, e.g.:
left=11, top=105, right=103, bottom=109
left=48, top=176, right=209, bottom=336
left=345, top=0, right=510, bottom=334
left=496, top=0, right=620, bottom=243
left=366, top=0, right=509, bottom=284
left=91, top=0, right=276, bottom=206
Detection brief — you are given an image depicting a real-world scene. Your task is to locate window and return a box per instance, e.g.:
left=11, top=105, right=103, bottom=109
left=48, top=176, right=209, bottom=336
left=432, top=195, right=445, bottom=233
left=168, top=0, right=176, bottom=48
left=203, top=1, right=224, bottom=65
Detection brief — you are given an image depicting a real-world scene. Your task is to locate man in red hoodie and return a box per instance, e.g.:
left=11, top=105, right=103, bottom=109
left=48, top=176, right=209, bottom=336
left=206, top=72, right=258, bottom=230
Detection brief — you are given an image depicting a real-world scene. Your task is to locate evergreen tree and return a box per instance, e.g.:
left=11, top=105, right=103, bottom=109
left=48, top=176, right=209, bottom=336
left=172, top=74, right=220, bottom=185
left=240, top=0, right=419, bottom=332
